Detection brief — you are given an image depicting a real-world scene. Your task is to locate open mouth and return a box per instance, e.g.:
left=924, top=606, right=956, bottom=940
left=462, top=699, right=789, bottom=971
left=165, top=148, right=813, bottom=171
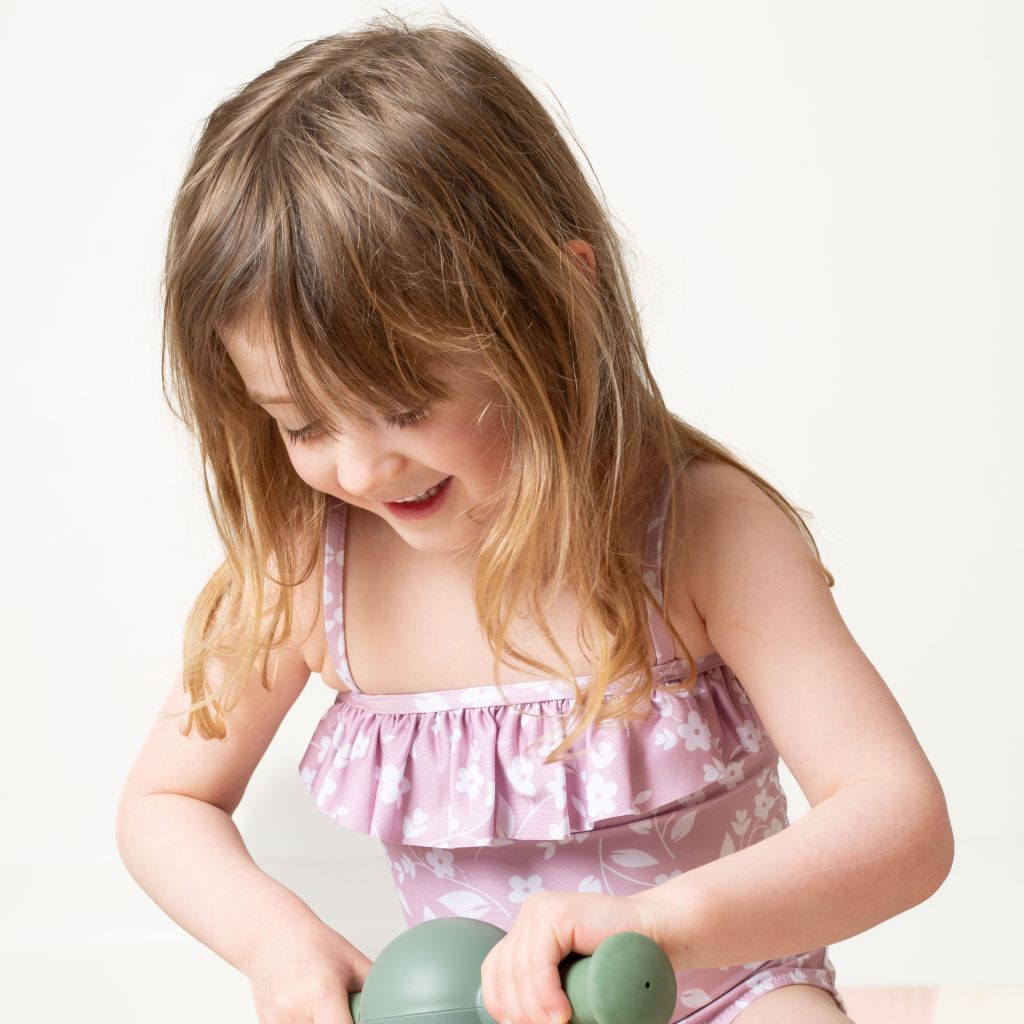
left=383, top=475, right=453, bottom=519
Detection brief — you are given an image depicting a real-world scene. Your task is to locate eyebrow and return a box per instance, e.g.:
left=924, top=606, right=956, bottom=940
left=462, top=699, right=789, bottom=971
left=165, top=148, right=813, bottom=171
left=247, top=391, right=293, bottom=405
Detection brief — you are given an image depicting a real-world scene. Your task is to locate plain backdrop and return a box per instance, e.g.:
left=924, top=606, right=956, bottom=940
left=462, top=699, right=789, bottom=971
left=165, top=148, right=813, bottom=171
left=1, top=0, right=1020, bottom=1019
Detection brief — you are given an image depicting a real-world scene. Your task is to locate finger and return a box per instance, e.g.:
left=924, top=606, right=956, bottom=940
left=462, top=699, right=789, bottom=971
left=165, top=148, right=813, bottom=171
left=522, top=911, right=572, bottom=1024
left=311, top=987, right=356, bottom=1024
left=481, top=941, right=509, bottom=1023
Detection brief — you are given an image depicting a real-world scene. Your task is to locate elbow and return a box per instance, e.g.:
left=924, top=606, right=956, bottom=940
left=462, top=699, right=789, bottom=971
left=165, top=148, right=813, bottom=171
left=914, top=803, right=955, bottom=901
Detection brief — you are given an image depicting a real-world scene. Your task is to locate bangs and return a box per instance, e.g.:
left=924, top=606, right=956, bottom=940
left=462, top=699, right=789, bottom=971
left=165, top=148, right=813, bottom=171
left=203, top=107, right=501, bottom=434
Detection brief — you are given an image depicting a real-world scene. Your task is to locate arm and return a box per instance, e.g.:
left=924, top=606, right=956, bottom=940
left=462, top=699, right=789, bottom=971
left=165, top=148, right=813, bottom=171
left=116, top=789, right=327, bottom=974
left=628, top=462, right=954, bottom=970
left=115, top=561, right=339, bottom=976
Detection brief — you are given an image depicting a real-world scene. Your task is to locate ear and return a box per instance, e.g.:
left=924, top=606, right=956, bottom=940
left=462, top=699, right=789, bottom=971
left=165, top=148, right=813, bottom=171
left=564, top=238, right=597, bottom=284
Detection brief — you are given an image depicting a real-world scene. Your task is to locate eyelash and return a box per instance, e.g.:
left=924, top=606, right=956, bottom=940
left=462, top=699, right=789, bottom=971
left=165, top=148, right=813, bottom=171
left=282, top=407, right=429, bottom=446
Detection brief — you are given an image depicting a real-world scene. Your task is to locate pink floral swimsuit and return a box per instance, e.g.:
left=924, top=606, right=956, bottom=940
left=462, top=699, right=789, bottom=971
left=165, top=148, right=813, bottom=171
left=299, top=461, right=847, bottom=1023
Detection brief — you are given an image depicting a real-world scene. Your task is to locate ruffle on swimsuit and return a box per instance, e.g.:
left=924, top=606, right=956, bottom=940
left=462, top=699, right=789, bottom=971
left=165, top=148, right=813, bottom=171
left=299, top=460, right=768, bottom=850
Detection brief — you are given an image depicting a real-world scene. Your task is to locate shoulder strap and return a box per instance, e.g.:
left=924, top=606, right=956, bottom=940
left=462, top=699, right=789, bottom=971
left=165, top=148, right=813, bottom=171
left=323, top=499, right=362, bottom=693
left=642, top=455, right=694, bottom=665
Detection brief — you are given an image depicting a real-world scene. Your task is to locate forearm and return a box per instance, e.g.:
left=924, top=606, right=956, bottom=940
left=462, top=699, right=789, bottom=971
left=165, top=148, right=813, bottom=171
left=629, top=777, right=954, bottom=971
left=116, top=793, right=325, bottom=975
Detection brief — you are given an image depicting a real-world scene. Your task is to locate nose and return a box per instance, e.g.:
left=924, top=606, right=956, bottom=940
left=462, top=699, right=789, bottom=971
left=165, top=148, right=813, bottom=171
left=329, top=429, right=406, bottom=501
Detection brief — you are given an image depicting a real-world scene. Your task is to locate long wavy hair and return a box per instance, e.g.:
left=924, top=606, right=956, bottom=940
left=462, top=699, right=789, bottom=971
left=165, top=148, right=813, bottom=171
left=161, top=11, right=833, bottom=765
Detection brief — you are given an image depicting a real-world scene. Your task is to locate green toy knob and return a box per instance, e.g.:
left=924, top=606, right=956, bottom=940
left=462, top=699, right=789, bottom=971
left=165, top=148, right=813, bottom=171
left=345, top=917, right=676, bottom=1024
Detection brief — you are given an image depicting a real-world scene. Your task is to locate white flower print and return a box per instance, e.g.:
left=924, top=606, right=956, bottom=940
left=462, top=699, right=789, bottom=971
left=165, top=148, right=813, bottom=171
left=315, top=776, right=337, bottom=808
left=352, top=730, right=370, bottom=760
left=507, top=755, right=537, bottom=797
left=578, top=875, right=603, bottom=894
left=679, top=710, right=712, bottom=751
left=314, top=736, right=331, bottom=765
left=546, top=775, right=566, bottom=810
left=377, top=764, right=411, bottom=804
left=456, top=761, right=486, bottom=799
left=426, top=848, right=455, bottom=879
left=719, top=760, right=745, bottom=791
left=508, top=874, right=544, bottom=903
left=586, top=772, right=618, bottom=818
left=736, top=719, right=763, bottom=752
left=332, top=742, right=354, bottom=769
left=703, top=758, right=726, bottom=785
left=754, top=787, right=777, bottom=820
left=654, top=869, right=684, bottom=885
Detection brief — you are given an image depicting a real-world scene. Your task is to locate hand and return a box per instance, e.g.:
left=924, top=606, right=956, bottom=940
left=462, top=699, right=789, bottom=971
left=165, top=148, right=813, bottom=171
left=245, top=919, right=373, bottom=1024
left=479, top=891, right=658, bottom=1024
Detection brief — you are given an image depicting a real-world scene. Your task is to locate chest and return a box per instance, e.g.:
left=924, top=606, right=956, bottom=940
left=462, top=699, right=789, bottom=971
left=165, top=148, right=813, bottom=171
left=314, top=506, right=713, bottom=695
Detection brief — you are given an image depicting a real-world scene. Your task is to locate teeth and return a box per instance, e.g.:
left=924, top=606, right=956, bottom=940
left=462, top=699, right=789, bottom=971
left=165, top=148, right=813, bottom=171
left=393, top=479, right=446, bottom=503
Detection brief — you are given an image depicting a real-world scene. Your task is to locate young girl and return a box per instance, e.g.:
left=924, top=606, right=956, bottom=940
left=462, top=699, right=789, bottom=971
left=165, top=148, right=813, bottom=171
left=116, top=13, right=954, bottom=1024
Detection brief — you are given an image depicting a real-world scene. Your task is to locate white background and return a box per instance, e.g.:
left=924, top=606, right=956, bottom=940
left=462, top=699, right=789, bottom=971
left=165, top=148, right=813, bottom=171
left=1, top=0, right=1020, bottom=1019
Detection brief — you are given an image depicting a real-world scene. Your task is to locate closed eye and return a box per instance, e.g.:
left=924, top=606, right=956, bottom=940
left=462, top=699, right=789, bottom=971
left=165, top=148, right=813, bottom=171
left=282, top=407, right=429, bottom=447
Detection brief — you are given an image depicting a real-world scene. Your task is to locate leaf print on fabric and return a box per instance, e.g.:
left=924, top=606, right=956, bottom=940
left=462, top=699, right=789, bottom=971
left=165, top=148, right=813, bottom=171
left=670, top=810, right=696, bottom=842
left=679, top=987, right=712, bottom=1010
left=402, top=807, right=430, bottom=840
left=589, top=740, right=617, bottom=769
left=654, top=723, right=679, bottom=751
left=578, top=875, right=603, bottom=893
left=438, top=890, right=491, bottom=918
left=609, top=848, right=659, bottom=869
left=413, top=691, right=453, bottom=713
left=731, top=809, right=750, bottom=837
left=497, top=794, right=516, bottom=839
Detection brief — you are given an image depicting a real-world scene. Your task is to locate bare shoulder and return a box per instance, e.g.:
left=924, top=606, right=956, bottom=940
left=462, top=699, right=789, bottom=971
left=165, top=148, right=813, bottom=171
left=668, top=457, right=953, bottom=840
left=668, top=457, right=822, bottom=623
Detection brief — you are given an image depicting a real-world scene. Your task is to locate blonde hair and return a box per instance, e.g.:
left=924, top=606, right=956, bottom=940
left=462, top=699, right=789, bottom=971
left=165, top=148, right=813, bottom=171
left=160, top=11, right=833, bottom=765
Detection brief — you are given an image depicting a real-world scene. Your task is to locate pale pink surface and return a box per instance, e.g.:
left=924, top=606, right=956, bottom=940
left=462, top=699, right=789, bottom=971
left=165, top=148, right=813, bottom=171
left=299, top=461, right=847, bottom=1022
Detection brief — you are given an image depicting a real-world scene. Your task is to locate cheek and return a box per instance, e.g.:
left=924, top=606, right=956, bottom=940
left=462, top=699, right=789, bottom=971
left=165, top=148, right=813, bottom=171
left=284, top=447, right=334, bottom=492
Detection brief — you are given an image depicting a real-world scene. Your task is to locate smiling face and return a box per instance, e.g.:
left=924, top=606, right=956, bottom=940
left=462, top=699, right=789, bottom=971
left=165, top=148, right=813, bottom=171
left=220, top=323, right=515, bottom=557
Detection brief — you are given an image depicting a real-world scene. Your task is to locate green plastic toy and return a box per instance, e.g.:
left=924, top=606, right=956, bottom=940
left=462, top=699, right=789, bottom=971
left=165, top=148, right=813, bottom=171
left=346, top=916, right=677, bottom=1024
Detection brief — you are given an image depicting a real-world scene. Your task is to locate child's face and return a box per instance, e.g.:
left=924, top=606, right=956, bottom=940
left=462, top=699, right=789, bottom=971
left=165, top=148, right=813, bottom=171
left=221, top=326, right=513, bottom=556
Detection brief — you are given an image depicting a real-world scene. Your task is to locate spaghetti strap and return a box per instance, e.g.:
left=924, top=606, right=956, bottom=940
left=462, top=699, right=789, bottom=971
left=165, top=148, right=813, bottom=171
left=642, top=454, right=695, bottom=666
left=322, top=498, right=362, bottom=693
